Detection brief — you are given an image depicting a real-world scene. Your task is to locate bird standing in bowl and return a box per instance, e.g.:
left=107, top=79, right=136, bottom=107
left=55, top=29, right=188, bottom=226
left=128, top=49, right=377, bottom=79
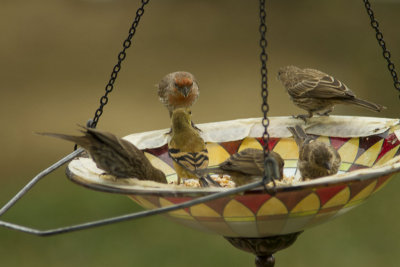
left=168, top=108, right=208, bottom=185
left=196, top=148, right=284, bottom=187
left=39, top=127, right=167, bottom=183
left=287, top=125, right=341, bottom=179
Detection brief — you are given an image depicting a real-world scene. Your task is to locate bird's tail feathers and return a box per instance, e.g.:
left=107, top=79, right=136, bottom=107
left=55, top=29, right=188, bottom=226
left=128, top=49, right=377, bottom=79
left=287, top=125, right=308, bottom=147
left=345, top=98, right=386, bottom=112
left=37, top=132, right=89, bottom=147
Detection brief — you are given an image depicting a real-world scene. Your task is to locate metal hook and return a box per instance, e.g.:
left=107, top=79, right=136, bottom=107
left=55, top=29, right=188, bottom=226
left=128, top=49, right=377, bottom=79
left=262, top=155, right=279, bottom=195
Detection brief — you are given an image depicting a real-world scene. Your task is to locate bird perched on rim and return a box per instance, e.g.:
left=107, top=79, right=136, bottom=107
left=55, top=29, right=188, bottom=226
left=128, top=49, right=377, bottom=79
left=39, top=127, right=167, bottom=183
left=277, top=65, right=385, bottom=121
left=196, top=148, right=284, bottom=187
left=158, top=71, right=199, bottom=118
left=168, top=108, right=208, bottom=185
left=287, top=125, right=341, bottom=179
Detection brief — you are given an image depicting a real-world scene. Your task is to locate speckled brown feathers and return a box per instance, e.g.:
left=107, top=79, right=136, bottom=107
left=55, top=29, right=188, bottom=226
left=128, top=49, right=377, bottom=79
left=39, top=127, right=167, bottom=183
left=278, top=65, right=385, bottom=120
left=197, top=148, right=284, bottom=186
left=288, top=125, right=341, bottom=179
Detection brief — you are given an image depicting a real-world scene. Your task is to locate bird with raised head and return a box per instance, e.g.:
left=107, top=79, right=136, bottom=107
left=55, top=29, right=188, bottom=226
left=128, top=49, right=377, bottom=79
left=158, top=71, right=199, bottom=117
left=168, top=108, right=208, bottom=185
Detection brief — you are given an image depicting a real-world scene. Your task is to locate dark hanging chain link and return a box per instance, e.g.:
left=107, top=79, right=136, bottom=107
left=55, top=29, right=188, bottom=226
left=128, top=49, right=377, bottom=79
left=363, top=0, right=400, bottom=99
left=259, top=0, right=269, bottom=156
left=89, top=0, right=150, bottom=128
left=259, top=0, right=279, bottom=188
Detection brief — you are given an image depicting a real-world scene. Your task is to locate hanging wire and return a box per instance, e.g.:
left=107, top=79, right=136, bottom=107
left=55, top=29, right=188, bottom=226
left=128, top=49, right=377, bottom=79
left=90, top=0, right=150, bottom=129
left=363, top=0, right=400, bottom=99
left=0, top=0, right=150, bottom=222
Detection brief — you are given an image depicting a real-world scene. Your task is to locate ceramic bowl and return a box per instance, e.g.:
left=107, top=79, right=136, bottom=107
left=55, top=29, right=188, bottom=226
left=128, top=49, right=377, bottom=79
left=67, top=116, right=400, bottom=237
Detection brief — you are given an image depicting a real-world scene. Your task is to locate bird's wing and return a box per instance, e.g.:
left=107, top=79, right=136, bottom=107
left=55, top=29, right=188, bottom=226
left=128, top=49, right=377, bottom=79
left=84, top=128, right=139, bottom=160
left=293, top=70, right=355, bottom=99
left=85, top=128, right=121, bottom=148
left=157, top=75, right=171, bottom=103
left=220, top=148, right=264, bottom=176
left=168, top=148, right=209, bottom=172
left=37, top=132, right=91, bottom=148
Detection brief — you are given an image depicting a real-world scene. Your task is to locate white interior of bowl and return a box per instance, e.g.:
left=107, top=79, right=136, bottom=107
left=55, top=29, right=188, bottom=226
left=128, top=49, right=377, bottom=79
left=66, top=116, right=400, bottom=195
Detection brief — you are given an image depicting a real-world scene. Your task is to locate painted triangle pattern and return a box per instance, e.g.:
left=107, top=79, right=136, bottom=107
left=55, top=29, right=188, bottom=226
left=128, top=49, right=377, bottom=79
left=131, top=125, right=400, bottom=237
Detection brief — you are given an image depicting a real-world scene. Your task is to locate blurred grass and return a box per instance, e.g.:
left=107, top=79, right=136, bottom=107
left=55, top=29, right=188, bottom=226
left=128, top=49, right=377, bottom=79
left=1, top=0, right=400, bottom=266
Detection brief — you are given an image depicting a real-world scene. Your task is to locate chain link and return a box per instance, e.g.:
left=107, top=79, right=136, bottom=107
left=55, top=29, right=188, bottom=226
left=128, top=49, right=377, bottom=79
left=259, top=0, right=269, bottom=157
left=363, top=0, right=400, bottom=99
left=259, top=0, right=276, bottom=187
left=89, top=0, right=150, bottom=128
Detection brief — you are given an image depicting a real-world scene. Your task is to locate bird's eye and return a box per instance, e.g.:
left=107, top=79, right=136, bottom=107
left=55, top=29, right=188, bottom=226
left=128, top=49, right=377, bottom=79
left=188, top=110, right=192, bottom=115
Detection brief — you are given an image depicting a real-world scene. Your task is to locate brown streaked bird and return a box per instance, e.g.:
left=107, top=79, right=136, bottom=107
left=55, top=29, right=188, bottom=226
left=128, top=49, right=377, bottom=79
left=197, top=148, right=284, bottom=187
left=168, top=108, right=208, bottom=184
left=158, top=71, right=199, bottom=117
left=277, top=65, right=385, bottom=121
left=287, top=125, right=341, bottom=179
left=39, top=127, right=167, bottom=183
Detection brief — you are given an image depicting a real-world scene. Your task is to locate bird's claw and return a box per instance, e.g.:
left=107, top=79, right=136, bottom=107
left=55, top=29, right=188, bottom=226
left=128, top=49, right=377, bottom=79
left=292, top=114, right=310, bottom=122
left=199, top=175, right=221, bottom=188
left=316, top=112, right=331, bottom=117
left=199, top=177, right=209, bottom=187
left=99, top=173, right=117, bottom=181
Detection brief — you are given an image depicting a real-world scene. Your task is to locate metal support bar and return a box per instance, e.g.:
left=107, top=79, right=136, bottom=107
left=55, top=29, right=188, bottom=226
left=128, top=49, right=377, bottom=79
left=0, top=148, right=84, bottom=216
left=0, top=179, right=268, bottom=236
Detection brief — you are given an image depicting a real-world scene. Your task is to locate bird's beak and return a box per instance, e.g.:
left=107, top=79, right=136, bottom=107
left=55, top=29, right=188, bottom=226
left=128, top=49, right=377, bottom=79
left=181, top=86, right=191, bottom=97
left=323, top=161, right=332, bottom=170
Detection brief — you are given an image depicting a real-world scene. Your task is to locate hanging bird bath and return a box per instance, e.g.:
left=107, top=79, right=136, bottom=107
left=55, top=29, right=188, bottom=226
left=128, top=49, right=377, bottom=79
left=67, top=115, right=400, bottom=238
left=1, top=0, right=399, bottom=266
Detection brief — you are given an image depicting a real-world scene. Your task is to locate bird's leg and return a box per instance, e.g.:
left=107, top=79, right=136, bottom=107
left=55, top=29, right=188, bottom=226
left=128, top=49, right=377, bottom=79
left=99, top=173, right=117, bottom=181
left=292, top=112, right=312, bottom=122
left=199, top=177, right=209, bottom=187
left=317, top=107, right=333, bottom=116
left=204, top=174, right=221, bottom=187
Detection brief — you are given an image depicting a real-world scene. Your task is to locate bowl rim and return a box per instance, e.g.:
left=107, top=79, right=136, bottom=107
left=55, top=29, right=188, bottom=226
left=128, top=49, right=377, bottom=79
left=66, top=115, right=400, bottom=197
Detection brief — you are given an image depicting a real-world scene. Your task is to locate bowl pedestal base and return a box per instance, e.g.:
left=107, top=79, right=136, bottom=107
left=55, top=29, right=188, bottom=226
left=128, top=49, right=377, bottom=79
left=224, top=231, right=303, bottom=267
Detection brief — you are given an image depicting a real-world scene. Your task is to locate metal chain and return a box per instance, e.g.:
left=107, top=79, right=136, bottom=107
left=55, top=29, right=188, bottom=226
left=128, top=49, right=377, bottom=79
left=259, top=0, right=278, bottom=188
left=363, top=0, right=400, bottom=99
left=259, top=0, right=269, bottom=156
left=89, top=0, right=150, bottom=128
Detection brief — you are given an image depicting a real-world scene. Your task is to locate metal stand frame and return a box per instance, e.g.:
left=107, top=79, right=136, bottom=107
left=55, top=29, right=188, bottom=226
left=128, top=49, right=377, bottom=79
left=0, top=152, right=272, bottom=236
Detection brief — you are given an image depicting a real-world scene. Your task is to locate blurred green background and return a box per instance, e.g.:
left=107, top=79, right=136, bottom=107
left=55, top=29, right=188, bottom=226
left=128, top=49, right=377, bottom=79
left=1, top=0, right=400, bottom=266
